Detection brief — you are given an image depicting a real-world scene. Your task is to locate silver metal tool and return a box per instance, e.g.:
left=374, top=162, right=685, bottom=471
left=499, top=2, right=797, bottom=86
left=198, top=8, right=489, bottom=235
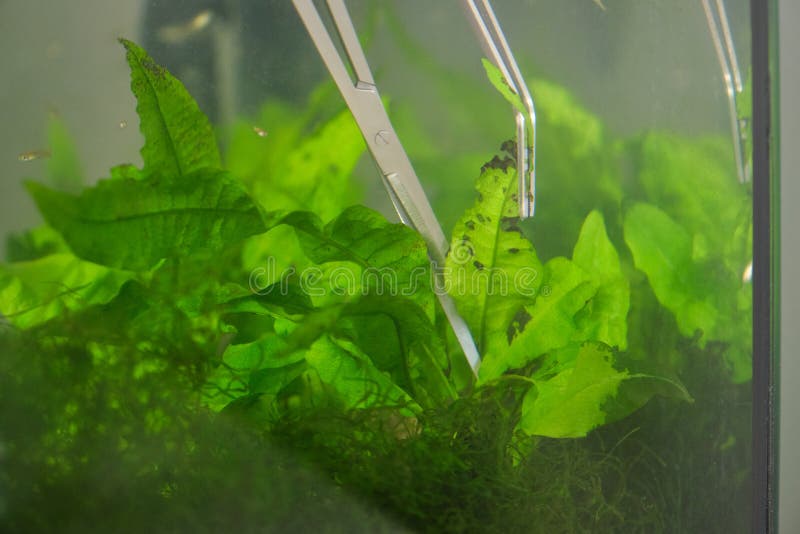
left=701, top=0, right=750, bottom=184
left=462, top=0, right=537, bottom=218
left=291, top=0, right=537, bottom=373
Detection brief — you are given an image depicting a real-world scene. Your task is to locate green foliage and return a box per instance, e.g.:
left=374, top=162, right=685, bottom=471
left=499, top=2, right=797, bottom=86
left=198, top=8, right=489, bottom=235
left=46, top=113, right=83, bottom=191
left=226, top=86, right=365, bottom=221
left=622, top=131, right=752, bottom=382
left=624, top=202, right=751, bottom=382
left=28, top=169, right=266, bottom=271
left=527, top=79, right=622, bottom=259
left=519, top=343, right=629, bottom=437
left=572, top=211, right=629, bottom=349
left=445, top=155, right=543, bottom=355
left=121, top=38, right=221, bottom=177
left=0, top=253, right=130, bottom=329
left=439, top=146, right=683, bottom=437
left=482, top=58, right=526, bottom=114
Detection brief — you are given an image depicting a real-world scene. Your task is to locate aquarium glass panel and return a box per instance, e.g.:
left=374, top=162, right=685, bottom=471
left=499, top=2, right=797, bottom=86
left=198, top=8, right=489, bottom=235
left=0, top=1, right=774, bottom=532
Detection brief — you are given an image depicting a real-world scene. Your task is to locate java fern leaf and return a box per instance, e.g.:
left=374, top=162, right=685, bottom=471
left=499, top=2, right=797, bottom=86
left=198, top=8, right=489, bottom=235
left=478, top=210, right=628, bottom=382
left=120, top=38, right=221, bottom=178
left=213, top=205, right=454, bottom=412
left=279, top=206, right=435, bottom=315
left=46, top=113, right=83, bottom=191
left=632, top=131, right=751, bottom=273
left=339, top=296, right=457, bottom=408
left=444, top=156, right=543, bottom=357
left=0, top=253, right=131, bottom=329
left=27, top=169, right=266, bottom=271
left=571, top=211, right=629, bottom=349
left=5, top=225, right=69, bottom=263
left=226, top=92, right=365, bottom=221
left=480, top=257, right=598, bottom=381
left=482, top=58, right=526, bottom=114
left=211, top=295, right=454, bottom=414
left=624, top=203, right=751, bottom=382
left=519, top=342, right=629, bottom=438
left=221, top=335, right=420, bottom=420
left=517, top=340, right=691, bottom=438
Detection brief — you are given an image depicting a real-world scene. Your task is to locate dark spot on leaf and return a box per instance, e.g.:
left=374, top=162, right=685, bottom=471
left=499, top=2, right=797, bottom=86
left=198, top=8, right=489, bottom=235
left=465, top=220, right=475, bottom=230
left=501, top=139, right=517, bottom=157
left=501, top=217, right=523, bottom=234
left=476, top=214, right=486, bottom=223
left=473, top=260, right=485, bottom=270
left=141, top=57, right=166, bottom=79
left=508, top=248, right=520, bottom=254
left=506, top=308, right=532, bottom=344
left=481, top=155, right=503, bottom=173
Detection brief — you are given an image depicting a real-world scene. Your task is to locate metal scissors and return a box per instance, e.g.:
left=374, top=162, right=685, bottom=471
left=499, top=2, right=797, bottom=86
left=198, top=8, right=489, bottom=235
left=291, top=0, right=536, bottom=374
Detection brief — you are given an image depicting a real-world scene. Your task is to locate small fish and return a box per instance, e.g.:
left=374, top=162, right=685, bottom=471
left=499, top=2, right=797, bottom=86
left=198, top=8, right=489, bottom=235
left=592, top=0, right=607, bottom=10
left=119, top=120, right=128, bottom=129
left=157, top=10, right=214, bottom=44
left=252, top=126, right=268, bottom=138
left=18, top=149, right=51, bottom=162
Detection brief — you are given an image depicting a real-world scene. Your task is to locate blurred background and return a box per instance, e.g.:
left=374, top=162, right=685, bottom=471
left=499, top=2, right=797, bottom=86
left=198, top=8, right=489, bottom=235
left=0, top=0, right=795, bottom=529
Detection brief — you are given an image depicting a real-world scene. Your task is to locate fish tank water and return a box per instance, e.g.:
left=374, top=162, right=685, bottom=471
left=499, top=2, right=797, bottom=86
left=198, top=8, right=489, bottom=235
left=0, top=1, right=779, bottom=532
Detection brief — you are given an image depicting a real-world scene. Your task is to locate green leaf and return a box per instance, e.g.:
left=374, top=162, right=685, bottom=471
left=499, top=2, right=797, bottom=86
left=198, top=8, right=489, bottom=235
left=5, top=226, right=69, bottom=262
left=281, top=206, right=434, bottom=314
left=624, top=203, right=751, bottom=382
left=227, top=99, right=365, bottom=221
left=481, top=58, right=525, bottom=114
left=445, top=162, right=543, bottom=355
left=28, top=168, right=266, bottom=271
left=518, top=342, right=628, bottom=438
left=46, top=113, right=83, bottom=191
left=36, top=279, right=195, bottom=348
left=205, top=331, right=311, bottom=412
left=519, top=342, right=689, bottom=438
left=305, top=336, right=417, bottom=411
left=340, top=296, right=457, bottom=408
left=480, top=257, right=597, bottom=381
left=526, top=79, right=621, bottom=259
left=214, top=289, right=454, bottom=411
left=625, top=130, right=752, bottom=383
left=632, top=131, right=751, bottom=270
left=623, top=203, right=715, bottom=340
left=110, top=164, right=144, bottom=181
left=0, top=253, right=131, bottom=329
left=571, top=211, right=629, bottom=349
left=120, top=38, right=221, bottom=177
left=249, top=360, right=309, bottom=398
left=224, top=281, right=314, bottom=319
